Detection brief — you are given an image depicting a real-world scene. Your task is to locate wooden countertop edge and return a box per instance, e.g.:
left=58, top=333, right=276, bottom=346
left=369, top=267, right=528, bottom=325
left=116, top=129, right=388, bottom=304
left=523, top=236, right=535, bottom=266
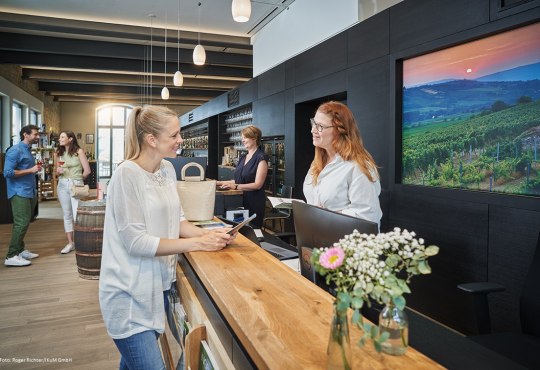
left=183, top=234, right=444, bottom=370
left=215, top=189, right=243, bottom=195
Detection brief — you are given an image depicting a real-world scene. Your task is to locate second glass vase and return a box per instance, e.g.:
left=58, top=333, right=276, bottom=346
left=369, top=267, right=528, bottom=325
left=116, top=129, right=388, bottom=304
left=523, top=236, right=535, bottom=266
left=378, top=303, right=409, bottom=356
left=327, top=302, right=352, bottom=370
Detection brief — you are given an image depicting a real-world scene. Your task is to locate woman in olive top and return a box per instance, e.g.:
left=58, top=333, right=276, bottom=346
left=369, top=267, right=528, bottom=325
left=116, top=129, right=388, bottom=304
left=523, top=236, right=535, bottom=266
left=56, top=131, right=91, bottom=254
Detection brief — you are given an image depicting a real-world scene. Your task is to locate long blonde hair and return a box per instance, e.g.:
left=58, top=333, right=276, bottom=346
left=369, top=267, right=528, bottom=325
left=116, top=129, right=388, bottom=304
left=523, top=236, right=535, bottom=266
left=311, top=101, right=379, bottom=184
left=125, top=105, right=178, bottom=160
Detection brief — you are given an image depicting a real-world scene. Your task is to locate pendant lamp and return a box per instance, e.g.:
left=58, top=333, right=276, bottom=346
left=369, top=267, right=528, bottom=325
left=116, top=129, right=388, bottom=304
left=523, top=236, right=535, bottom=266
left=161, top=12, right=170, bottom=100
left=193, top=2, right=206, bottom=66
left=232, top=0, right=251, bottom=22
left=173, top=0, right=184, bottom=86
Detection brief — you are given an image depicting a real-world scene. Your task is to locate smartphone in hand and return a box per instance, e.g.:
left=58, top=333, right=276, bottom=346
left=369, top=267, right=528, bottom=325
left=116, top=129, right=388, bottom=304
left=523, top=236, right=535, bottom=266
left=226, top=213, right=257, bottom=235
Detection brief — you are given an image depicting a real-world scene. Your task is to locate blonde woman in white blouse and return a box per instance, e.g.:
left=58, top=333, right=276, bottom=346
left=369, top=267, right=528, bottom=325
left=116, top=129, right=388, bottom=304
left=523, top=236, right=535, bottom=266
left=99, top=105, right=234, bottom=369
left=304, top=101, right=382, bottom=228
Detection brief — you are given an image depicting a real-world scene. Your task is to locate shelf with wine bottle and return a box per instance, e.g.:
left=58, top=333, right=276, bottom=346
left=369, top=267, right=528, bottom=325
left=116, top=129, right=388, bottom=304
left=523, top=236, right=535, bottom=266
left=32, top=147, right=57, bottom=200
left=181, top=121, right=209, bottom=157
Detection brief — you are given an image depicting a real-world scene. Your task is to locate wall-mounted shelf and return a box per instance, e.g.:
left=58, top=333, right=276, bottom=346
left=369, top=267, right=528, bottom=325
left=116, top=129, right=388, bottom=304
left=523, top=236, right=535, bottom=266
left=181, top=120, right=208, bottom=158
left=31, top=147, right=57, bottom=200
left=223, top=106, right=252, bottom=151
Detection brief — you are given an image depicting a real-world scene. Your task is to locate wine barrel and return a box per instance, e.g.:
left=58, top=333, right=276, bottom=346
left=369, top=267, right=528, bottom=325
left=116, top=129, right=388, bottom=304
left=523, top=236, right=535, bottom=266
left=74, top=200, right=106, bottom=280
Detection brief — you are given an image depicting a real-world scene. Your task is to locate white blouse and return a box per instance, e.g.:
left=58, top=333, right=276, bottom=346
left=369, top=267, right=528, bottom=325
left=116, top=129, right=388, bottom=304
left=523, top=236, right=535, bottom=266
left=99, top=160, right=184, bottom=339
left=303, top=155, right=382, bottom=227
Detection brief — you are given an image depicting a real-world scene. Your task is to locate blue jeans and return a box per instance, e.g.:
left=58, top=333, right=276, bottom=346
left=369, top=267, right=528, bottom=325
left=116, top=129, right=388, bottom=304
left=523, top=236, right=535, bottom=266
left=113, top=288, right=172, bottom=370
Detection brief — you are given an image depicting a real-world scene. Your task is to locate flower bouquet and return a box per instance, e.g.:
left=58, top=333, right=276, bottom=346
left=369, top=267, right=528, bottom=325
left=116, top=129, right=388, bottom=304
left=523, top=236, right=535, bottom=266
left=312, top=227, right=439, bottom=361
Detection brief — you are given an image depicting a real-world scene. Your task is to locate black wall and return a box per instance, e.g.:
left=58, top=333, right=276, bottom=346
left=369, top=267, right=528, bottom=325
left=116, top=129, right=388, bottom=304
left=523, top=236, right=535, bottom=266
left=182, top=0, right=540, bottom=334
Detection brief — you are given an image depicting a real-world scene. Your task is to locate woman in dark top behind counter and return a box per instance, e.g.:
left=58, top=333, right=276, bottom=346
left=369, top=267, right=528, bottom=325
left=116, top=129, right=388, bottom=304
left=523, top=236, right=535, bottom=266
left=217, top=125, right=268, bottom=228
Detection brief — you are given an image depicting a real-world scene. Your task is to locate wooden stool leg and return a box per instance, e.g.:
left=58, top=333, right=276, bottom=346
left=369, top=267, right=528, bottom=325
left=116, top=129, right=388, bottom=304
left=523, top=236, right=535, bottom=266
left=159, top=333, right=174, bottom=370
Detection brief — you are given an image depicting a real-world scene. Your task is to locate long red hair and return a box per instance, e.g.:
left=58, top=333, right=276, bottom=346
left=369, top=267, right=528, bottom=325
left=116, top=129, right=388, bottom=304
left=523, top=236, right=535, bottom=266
left=310, top=101, right=379, bottom=184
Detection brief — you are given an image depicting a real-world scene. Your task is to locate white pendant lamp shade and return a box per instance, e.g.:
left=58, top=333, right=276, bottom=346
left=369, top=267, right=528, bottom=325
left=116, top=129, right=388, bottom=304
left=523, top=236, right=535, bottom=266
left=173, top=70, right=184, bottom=86
left=232, top=0, right=251, bottom=22
left=161, top=86, right=170, bottom=100
left=193, top=44, right=206, bottom=65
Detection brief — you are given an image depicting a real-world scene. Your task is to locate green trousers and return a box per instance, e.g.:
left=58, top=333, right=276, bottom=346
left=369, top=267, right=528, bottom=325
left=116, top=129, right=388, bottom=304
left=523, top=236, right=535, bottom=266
left=6, top=195, right=37, bottom=259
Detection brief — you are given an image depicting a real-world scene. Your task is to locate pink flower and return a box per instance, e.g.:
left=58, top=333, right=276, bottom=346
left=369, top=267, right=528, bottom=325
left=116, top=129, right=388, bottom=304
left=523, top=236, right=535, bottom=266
left=319, top=247, right=345, bottom=269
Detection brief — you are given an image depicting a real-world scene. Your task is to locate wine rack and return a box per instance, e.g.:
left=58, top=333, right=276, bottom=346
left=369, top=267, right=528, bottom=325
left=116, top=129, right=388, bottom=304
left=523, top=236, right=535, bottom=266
left=223, top=106, right=253, bottom=151
left=181, top=121, right=208, bottom=158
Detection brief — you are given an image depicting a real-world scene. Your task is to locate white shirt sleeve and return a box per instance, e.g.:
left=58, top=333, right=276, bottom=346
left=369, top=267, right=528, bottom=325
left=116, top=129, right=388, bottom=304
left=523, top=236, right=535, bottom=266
left=110, top=166, right=160, bottom=257
left=341, top=165, right=382, bottom=224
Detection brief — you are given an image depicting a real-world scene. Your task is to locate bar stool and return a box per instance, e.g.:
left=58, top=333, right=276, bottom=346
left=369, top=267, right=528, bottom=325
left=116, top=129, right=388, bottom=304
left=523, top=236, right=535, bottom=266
left=263, top=185, right=293, bottom=233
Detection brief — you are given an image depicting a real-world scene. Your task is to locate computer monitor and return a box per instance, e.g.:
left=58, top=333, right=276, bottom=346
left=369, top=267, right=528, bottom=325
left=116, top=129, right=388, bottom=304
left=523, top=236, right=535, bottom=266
left=165, top=156, right=207, bottom=180
left=292, top=201, right=378, bottom=287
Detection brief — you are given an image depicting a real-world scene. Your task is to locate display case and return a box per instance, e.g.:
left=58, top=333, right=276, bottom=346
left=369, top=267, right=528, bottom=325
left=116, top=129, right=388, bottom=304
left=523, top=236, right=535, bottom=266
left=220, top=105, right=253, bottom=166
left=32, top=147, right=57, bottom=200
left=262, top=136, right=285, bottom=196
left=181, top=120, right=208, bottom=158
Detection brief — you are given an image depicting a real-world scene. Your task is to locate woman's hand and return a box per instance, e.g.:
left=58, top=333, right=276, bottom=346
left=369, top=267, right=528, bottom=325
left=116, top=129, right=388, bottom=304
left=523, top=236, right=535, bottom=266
left=216, top=227, right=238, bottom=244
left=195, top=229, right=232, bottom=251
left=218, top=180, right=236, bottom=190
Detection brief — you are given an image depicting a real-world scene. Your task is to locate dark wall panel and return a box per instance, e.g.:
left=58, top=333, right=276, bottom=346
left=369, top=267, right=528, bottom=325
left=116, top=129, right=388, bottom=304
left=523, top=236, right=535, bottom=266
left=239, top=78, right=256, bottom=105
left=257, top=64, right=285, bottom=100
left=347, top=10, right=390, bottom=67
left=390, top=0, right=490, bottom=53
left=388, top=191, right=489, bottom=333
left=294, top=33, right=347, bottom=86
left=347, top=56, right=390, bottom=189
left=294, top=70, right=346, bottom=105
left=284, top=59, right=295, bottom=90
left=283, top=89, right=296, bottom=187
left=488, top=206, right=540, bottom=332
left=252, top=92, right=285, bottom=137
left=490, top=0, right=540, bottom=20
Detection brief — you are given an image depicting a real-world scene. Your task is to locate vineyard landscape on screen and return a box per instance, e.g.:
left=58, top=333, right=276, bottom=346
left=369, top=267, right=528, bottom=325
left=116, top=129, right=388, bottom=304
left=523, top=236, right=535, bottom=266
left=402, top=22, right=540, bottom=196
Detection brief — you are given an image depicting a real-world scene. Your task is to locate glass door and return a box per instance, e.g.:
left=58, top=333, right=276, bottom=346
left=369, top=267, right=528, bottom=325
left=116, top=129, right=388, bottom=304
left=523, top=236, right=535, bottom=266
left=262, top=136, right=285, bottom=196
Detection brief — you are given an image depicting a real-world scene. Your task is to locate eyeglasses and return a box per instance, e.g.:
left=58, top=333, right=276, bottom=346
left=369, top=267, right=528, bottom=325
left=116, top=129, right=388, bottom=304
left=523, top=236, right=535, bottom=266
left=310, top=118, right=335, bottom=132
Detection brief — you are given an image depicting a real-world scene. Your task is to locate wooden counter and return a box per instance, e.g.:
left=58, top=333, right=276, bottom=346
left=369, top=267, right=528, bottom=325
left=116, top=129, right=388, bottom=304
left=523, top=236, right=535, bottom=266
left=216, top=188, right=243, bottom=196
left=179, top=233, right=443, bottom=369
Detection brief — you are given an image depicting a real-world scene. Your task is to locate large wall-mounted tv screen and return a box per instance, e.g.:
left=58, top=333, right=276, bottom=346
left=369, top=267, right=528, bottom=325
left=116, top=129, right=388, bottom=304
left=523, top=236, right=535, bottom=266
left=401, top=22, right=540, bottom=196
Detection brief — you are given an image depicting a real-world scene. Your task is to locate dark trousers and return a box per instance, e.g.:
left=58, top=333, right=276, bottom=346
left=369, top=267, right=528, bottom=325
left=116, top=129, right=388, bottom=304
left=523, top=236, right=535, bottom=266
left=6, top=195, right=37, bottom=259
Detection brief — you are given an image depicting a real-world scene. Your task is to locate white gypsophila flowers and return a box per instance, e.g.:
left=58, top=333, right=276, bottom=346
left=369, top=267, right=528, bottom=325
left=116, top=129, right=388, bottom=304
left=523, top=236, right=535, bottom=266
left=323, top=228, right=433, bottom=297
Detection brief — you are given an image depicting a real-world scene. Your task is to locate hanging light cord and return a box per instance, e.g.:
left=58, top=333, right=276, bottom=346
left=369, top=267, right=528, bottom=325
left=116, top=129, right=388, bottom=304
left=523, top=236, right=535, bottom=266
left=198, top=2, right=201, bottom=45
left=164, top=12, right=167, bottom=88
left=150, top=15, right=153, bottom=105
left=177, top=0, right=180, bottom=72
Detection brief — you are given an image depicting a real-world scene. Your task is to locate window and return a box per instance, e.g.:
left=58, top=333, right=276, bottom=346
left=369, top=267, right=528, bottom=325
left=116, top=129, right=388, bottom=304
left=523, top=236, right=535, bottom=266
left=30, top=109, right=41, bottom=127
left=96, top=104, right=132, bottom=179
left=12, top=102, right=23, bottom=144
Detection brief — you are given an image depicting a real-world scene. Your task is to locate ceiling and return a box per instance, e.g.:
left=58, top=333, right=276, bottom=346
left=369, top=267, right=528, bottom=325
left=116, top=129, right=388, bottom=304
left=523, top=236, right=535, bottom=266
left=0, top=0, right=295, bottom=108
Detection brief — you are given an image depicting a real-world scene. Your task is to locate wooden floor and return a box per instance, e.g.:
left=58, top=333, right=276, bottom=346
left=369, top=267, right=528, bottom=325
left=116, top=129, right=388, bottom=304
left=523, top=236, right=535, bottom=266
left=0, top=200, right=120, bottom=369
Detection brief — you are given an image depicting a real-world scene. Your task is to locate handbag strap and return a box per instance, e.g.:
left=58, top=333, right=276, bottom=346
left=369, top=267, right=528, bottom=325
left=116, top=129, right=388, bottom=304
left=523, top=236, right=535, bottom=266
left=180, top=162, right=205, bottom=181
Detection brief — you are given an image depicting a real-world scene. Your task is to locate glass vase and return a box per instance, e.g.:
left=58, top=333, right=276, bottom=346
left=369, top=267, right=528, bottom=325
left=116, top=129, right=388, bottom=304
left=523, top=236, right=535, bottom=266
left=378, top=303, right=409, bottom=355
left=327, top=303, right=352, bottom=370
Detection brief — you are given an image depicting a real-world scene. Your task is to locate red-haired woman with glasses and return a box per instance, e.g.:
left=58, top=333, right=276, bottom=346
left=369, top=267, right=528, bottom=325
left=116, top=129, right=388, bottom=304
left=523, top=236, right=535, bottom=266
left=304, top=101, right=382, bottom=228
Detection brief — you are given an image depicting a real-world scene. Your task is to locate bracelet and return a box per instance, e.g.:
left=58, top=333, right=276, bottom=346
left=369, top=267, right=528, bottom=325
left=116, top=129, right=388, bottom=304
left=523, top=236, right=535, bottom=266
left=235, top=184, right=238, bottom=190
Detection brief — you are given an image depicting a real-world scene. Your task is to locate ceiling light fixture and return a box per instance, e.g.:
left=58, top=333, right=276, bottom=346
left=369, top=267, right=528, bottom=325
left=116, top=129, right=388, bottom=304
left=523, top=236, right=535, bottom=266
left=193, top=2, right=206, bottom=66
left=232, top=0, right=251, bottom=22
left=173, top=0, right=184, bottom=86
left=161, top=12, right=170, bottom=100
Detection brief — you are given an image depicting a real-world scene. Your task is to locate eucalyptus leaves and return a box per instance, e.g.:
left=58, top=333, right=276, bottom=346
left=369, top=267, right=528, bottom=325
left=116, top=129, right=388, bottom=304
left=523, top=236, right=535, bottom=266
left=312, top=227, right=439, bottom=352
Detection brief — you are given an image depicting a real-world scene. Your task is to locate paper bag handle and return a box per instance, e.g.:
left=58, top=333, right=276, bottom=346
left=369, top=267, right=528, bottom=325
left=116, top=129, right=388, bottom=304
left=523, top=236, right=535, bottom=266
left=180, top=162, right=205, bottom=181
